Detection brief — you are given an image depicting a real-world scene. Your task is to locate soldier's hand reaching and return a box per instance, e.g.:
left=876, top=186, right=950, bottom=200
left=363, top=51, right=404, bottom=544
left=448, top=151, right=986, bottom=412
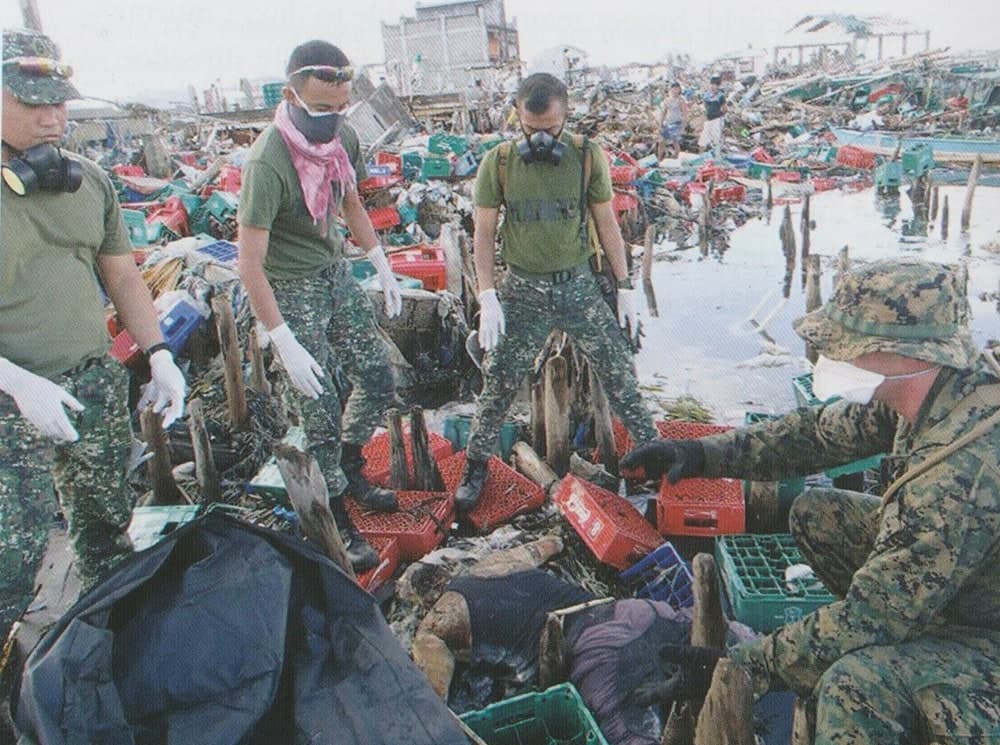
left=269, top=323, right=325, bottom=399
left=620, top=439, right=706, bottom=483
left=367, top=244, right=403, bottom=318
left=0, top=357, right=84, bottom=442
left=616, top=287, right=641, bottom=348
left=477, top=288, right=506, bottom=351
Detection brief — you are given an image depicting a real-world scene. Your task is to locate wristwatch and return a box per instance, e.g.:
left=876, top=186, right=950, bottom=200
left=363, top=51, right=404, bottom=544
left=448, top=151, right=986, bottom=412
left=616, top=276, right=633, bottom=290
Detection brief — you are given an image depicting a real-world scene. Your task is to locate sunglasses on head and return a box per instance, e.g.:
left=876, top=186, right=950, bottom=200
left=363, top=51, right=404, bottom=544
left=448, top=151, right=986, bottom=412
left=3, top=56, right=73, bottom=79
left=288, top=64, right=354, bottom=84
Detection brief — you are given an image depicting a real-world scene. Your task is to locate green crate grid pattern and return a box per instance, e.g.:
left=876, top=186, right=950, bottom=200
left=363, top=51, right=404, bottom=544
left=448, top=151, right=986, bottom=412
left=460, top=682, right=608, bottom=745
left=716, top=534, right=835, bottom=633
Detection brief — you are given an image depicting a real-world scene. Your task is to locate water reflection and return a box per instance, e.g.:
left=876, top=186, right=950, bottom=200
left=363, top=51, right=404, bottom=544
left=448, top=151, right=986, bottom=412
left=875, top=191, right=901, bottom=229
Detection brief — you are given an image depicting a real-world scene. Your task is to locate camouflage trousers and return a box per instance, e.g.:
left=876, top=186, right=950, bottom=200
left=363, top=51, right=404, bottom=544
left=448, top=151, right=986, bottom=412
left=466, top=264, right=657, bottom=461
left=271, top=259, right=398, bottom=496
left=0, top=357, right=132, bottom=641
left=788, top=488, right=1000, bottom=745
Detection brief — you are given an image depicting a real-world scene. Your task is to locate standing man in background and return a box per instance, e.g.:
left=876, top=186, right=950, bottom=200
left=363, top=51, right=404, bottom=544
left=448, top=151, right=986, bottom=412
left=698, top=75, right=726, bottom=159
left=238, top=40, right=404, bottom=572
left=1, top=28, right=186, bottom=641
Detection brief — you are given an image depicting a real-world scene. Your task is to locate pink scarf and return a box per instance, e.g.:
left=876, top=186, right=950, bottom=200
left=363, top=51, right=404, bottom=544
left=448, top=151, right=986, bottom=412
left=274, top=101, right=356, bottom=230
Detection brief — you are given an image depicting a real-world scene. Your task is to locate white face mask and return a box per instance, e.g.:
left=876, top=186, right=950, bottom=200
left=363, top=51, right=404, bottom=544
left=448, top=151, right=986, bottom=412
left=812, top=355, right=941, bottom=405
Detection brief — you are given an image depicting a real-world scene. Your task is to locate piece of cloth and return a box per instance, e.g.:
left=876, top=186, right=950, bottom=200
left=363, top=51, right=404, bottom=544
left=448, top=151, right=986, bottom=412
left=464, top=268, right=658, bottom=460
left=0, top=357, right=131, bottom=640
left=273, top=101, right=355, bottom=229
left=705, top=357, right=1000, bottom=742
left=238, top=122, right=365, bottom=280
left=660, top=121, right=682, bottom=142
left=473, top=132, right=612, bottom=273
left=447, top=570, right=593, bottom=697
left=270, top=259, right=398, bottom=495
left=15, top=511, right=469, bottom=745
left=1, top=152, right=131, bottom=379
left=703, top=89, right=725, bottom=120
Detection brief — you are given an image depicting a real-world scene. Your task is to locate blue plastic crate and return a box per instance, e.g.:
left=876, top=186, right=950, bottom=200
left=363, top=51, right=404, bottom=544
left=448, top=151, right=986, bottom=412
left=196, top=239, right=238, bottom=266
left=619, top=541, right=694, bottom=608
left=160, top=299, right=205, bottom=355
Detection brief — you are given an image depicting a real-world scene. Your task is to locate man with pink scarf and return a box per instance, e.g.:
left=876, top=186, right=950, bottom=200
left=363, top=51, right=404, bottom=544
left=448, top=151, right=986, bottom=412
left=238, top=40, right=402, bottom=571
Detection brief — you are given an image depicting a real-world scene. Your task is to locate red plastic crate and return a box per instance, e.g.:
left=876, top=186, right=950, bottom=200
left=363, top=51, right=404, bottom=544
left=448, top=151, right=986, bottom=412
left=145, top=196, right=190, bottom=236
left=772, top=170, right=802, bottom=183
left=388, top=246, right=447, bottom=291
left=811, top=177, right=838, bottom=192
left=610, top=165, right=640, bottom=184
left=836, top=145, right=876, bottom=170
left=356, top=536, right=399, bottom=592
left=438, top=452, right=546, bottom=532
left=554, top=475, right=661, bottom=569
left=612, top=191, right=639, bottom=214
left=112, top=164, right=146, bottom=177
left=695, top=165, right=733, bottom=183
left=359, top=174, right=403, bottom=193
left=109, top=329, right=143, bottom=367
left=750, top=146, right=774, bottom=164
left=374, top=151, right=402, bottom=174
left=348, top=491, right=454, bottom=560
left=591, top=418, right=633, bottom=464
left=657, top=477, right=745, bottom=537
left=711, top=183, right=746, bottom=205
left=367, top=206, right=401, bottom=231
left=217, top=164, right=242, bottom=194
left=655, top=420, right=733, bottom=439
left=361, top=429, right=454, bottom=488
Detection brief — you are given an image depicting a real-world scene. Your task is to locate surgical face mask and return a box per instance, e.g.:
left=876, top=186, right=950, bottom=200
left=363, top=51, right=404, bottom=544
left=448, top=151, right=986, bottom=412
left=288, top=88, right=343, bottom=143
left=812, top=355, right=941, bottom=405
left=517, top=128, right=567, bottom=164
left=1, top=142, right=82, bottom=196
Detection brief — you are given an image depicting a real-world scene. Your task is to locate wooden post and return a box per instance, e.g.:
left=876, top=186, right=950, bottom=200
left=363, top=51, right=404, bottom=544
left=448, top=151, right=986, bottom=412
left=410, top=406, right=442, bottom=491
left=275, top=444, right=355, bottom=580
left=960, top=155, right=983, bottom=232
left=187, top=399, right=221, bottom=503
left=699, top=192, right=711, bottom=256
left=690, top=553, right=728, bottom=650
left=941, top=195, right=950, bottom=240
left=140, top=406, right=183, bottom=505
left=693, top=660, right=755, bottom=745
left=386, top=408, right=410, bottom=490
left=530, top=379, right=546, bottom=457
left=804, top=254, right=823, bottom=364
left=211, top=293, right=249, bottom=431
left=800, top=194, right=811, bottom=260
left=511, top=441, right=559, bottom=495
left=248, top=325, right=270, bottom=396
left=440, top=222, right=464, bottom=297
left=766, top=176, right=773, bottom=211
left=589, top=367, right=617, bottom=472
left=544, top=355, right=571, bottom=476
left=780, top=204, right=796, bottom=261
left=930, top=185, right=940, bottom=222
left=643, top=225, right=659, bottom=318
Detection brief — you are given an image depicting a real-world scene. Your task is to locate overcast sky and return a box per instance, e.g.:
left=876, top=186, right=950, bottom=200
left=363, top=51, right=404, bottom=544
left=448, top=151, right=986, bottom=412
left=2, top=0, right=997, bottom=103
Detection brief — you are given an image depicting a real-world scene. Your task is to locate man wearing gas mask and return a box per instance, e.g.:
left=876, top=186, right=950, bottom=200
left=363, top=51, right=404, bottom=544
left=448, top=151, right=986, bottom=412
left=0, top=29, right=186, bottom=641
left=454, top=72, right=658, bottom=513
left=623, top=259, right=1000, bottom=744
left=238, top=40, right=403, bottom=572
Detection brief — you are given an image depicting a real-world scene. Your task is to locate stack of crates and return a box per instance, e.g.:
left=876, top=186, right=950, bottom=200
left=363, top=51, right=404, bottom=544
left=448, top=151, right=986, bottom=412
left=262, top=82, right=284, bottom=108
left=716, top=533, right=835, bottom=633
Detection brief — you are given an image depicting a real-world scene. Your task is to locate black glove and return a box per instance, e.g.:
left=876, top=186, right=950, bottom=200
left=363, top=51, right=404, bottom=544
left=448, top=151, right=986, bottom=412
left=629, top=674, right=683, bottom=707
left=657, top=644, right=724, bottom=701
left=620, top=439, right=705, bottom=484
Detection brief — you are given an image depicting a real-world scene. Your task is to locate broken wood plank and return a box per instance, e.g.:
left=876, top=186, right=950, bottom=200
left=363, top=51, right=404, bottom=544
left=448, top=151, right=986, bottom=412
left=140, top=406, right=183, bottom=505
left=410, top=406, right=442, bottom=491
left=693, top=660, right=755, bottom=745
left=211, top=293, right=249, bottom=431
left=187, top=398, right=221, bottom=503
left=543, top=355, right=571, bottom=475
left=386, top=408, right=410, bottom=490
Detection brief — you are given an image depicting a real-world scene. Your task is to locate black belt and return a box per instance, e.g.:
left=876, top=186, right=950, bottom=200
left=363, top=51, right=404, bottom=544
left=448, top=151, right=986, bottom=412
left=508, top=262, right=586, bottom=285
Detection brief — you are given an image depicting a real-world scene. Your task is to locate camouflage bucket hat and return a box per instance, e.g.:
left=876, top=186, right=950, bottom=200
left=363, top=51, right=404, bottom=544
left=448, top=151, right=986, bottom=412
left=793, top=258, right=980, bottom=369
left=3, top=28, right=80, bottom=104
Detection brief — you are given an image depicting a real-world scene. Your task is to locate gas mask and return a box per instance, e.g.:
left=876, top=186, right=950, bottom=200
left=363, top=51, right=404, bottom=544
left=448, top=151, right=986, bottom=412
left=812, top=354, right=941, bottom=405
left=288, top=88, right=343, bottom=144
left=1, top=143, right=82, bottom=196
left=517, top=129, right=567, bottom=165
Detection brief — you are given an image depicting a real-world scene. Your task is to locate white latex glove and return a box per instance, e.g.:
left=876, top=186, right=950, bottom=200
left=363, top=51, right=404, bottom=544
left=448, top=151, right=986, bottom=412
left=616, top=288, right=641, bottom=345
left=269, top=322, right=324, bottom=399
left=477, top=288, right=506, bottom=351
left=0, top=357, right=84, bottom=441
left=367, top=245, right=403, bottom=318
left=147, top=349, right=187, bottom=429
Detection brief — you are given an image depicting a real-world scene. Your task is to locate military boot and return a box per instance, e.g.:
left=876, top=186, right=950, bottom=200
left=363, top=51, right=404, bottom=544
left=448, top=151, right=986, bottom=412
left=328, top=494, right=380, bottom=573
left=455, top=457, right=489, bottom=514
left=341, top=442, right=398, bottom=512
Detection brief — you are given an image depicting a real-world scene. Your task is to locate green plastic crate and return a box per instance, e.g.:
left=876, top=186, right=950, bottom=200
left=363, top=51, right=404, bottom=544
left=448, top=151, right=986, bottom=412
left=122, top=208, right=149, bottom=246
left=901, top=143, right=934, bottom=177
left=247, top=426, right=307, bottom=498
left=421, top=156, right=452, bottom=180
left=742, top=412, right=806, bottom=507
left=427, top=133, right=451, bottom=155
left=460, top=683, right=609, bottom=745
left=716, top=534, right=835, bottom=633
left=402, top=151, right=423, bottom=180
left=262, top=81, right=284, bottom=108
left=748, top=161, right=774, bottom=180
left=351, top=258, right=376, bottom=280
left=875, top=161, right=902, bottom=190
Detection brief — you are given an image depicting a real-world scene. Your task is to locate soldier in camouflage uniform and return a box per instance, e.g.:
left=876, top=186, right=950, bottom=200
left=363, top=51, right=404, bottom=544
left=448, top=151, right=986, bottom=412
left=0, top=30, right=186, bottom=640
left=455, top=73, right=658, bottom=511
left=623, top=259, right=1000, bottom=744
left=238, top=40, right=404, bottom=572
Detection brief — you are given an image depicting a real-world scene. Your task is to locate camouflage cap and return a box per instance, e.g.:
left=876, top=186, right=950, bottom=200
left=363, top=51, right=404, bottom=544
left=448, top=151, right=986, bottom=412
left=793, top=258, right=979, bottom=369
left=2, top=28, right=80, bottom=104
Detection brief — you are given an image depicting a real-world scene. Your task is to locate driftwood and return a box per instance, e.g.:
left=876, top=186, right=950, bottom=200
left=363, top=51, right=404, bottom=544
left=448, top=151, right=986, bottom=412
left=804, top=254, right=822, bottom=364
left=248, top=325, right=270, bottom=396
left=275, top=444, right=355, bottom=580
left=642, top=225, right=658, bottom=317
left=530, top=379, right=546, bottom=457
left=187, top=398, right=221, bottom=503
left=211, top=293, right=249, bottom=431
left=589, top=367, right=617, bottom=471
left=693, top=660, right=755, bottom=745
left=140, top=406, right=183, bottom=505
left=511, top=441, right=559, bottom=495
left=960, top=155, right=983, bottom=232
left=386, top=408, right=410, bottom=490
left=410, top=406, right=442, bottom=491
left=543, top=355, right=571, bottom=475
left=691, top=553, right=728, bottom=650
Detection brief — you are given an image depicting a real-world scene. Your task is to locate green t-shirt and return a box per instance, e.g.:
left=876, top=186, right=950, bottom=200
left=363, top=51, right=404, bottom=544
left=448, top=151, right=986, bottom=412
left=473, top=133, right=613, bottom=273
left=238, top=123, right=367, bottom=280
left=1, top=153, right=131, bottom=379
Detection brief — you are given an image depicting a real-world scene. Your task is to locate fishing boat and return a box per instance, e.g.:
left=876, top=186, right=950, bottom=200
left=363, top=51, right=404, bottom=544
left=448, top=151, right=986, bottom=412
left=831, top=126, right=1000, bottom=164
